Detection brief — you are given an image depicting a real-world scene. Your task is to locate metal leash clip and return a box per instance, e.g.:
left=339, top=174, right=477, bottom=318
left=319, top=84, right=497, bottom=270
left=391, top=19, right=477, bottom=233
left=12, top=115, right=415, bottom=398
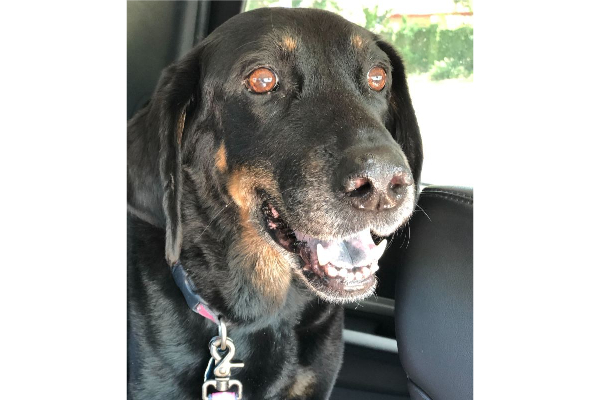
left=202, top=318, right=244, bottom=400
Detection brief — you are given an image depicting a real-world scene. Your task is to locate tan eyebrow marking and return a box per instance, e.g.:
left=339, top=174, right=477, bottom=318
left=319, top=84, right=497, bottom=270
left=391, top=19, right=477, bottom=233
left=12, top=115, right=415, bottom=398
left=281, top=35, right=298, bottom=51
left=351, top=34, right=364, bottom=49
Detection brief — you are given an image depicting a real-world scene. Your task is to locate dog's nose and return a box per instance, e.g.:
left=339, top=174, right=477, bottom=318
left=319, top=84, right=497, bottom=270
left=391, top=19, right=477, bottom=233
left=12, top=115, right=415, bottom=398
left=337, top=151, right=413, bottom=212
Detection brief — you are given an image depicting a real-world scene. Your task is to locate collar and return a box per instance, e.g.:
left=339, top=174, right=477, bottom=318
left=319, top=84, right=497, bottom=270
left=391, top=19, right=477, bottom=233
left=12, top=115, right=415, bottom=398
left=170, top=261, right=220, bottom=324
left=171, top=261, right=242, bottom=400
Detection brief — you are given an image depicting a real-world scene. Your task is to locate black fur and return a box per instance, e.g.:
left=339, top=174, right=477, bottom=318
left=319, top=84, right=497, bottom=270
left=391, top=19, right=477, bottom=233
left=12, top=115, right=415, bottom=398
left=128, top=8, right=422, bottom=399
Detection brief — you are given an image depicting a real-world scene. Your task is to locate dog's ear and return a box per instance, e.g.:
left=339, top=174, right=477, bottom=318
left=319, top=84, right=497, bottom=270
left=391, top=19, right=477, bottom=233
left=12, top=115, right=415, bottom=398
left=376, top=40, right=424, bottom=185
left=128, top=48, right=201, bottom=266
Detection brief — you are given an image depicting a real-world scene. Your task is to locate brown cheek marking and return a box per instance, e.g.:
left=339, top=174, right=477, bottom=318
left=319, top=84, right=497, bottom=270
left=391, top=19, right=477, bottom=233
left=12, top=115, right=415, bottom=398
left=288, top=369, right=316, bottom=398
left=351, top=34, right=364, bottom=49
left=227, top=168, right=254, bottom=222
left=238, top=221, right=291, bottom=303
left=281, top=35, right=297, bottom=52
left=227, top=166, right=280, bottom=220
left=227, top=167, right=291, bottom=302
left=215, top=143, right=227, bottom=173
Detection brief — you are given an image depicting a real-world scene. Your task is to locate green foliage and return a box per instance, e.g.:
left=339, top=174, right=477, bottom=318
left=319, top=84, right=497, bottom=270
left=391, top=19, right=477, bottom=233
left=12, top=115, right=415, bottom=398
left=312, top=0, right=341, bottom=12
left=436, top=26, right=473, bottom=73
left=393, top=24, right=439, bottom=74
left=393, top=20, right=473, bottom=79
left=363, top=6, right=392, bottom=34
left=453, top=0, right=473, bottom=12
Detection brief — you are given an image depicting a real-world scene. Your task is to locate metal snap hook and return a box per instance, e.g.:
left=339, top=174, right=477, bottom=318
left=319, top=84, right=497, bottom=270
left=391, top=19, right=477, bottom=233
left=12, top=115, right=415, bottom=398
left=218, top=317, right=227, bottom=350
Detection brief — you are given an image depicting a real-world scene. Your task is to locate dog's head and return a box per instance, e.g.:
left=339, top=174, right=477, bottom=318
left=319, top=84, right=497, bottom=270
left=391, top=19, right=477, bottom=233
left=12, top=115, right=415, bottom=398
left=128, top=8, right=422, bottom=316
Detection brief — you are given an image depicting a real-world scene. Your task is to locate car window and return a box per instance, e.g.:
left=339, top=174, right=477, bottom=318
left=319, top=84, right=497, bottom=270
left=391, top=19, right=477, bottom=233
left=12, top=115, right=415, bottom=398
left=243, top=0, right=474, bottom=186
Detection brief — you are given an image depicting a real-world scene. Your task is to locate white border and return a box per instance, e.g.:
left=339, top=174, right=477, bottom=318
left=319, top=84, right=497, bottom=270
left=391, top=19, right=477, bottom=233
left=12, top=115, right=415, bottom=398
left=1, top=1, right=599, bottom=399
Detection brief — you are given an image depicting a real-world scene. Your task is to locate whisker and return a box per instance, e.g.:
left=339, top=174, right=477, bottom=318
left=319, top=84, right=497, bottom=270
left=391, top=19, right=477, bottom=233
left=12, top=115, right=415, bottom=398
left=198, top=201, right=232, bottom=238
left=415, top=204, right=431, bottom=222
left=386, top=229, right=400, bottom=250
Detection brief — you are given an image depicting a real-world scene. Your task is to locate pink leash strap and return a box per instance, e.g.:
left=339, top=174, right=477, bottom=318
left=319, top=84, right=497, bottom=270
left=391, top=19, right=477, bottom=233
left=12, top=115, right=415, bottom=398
left=208, top=392, right=237, bottom=399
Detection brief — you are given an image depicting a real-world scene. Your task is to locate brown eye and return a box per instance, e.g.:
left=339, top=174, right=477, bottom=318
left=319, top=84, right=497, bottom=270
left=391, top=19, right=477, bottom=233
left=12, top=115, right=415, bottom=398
left=367, top=66, right=386, bottom=91
left=246, top=67, right=278, bottom=93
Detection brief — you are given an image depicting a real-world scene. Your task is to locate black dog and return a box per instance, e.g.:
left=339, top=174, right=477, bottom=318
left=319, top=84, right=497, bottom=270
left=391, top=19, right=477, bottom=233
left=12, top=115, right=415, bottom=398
left=128, top=7, right=422, bottom=400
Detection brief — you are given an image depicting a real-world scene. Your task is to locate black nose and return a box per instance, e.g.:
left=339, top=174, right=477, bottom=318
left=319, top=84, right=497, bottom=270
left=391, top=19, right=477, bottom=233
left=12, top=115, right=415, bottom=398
left=337, top=148, right=414, bottom=212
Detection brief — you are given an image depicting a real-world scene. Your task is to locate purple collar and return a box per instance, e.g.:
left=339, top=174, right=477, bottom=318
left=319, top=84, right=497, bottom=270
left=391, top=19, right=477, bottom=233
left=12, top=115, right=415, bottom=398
left=170, top=261, right=219, bottom=324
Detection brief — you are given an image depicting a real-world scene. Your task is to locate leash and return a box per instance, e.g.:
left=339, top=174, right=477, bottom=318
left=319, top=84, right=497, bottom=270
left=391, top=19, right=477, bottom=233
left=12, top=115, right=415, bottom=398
left=171, top=261, right=245, bottom=400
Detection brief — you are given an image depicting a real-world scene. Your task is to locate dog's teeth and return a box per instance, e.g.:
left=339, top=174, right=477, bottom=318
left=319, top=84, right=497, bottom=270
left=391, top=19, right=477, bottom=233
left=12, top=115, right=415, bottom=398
left=346, top=272, right=355, bottom=281
left=316, top=243, right=329, bottom=266
left=326, top=265, right=338, bottom=277
left=361, top=266, right=371, bottom=277
left=354, top=271, right=363, bottom=281
left=338, top=268, right=347, bottom=278
left=373, top=239, right=387, bottom=261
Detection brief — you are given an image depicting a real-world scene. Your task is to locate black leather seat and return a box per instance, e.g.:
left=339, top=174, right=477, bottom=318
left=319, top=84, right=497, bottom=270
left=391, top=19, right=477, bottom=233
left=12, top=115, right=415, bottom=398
left=394, top=186, right=473, bottom=400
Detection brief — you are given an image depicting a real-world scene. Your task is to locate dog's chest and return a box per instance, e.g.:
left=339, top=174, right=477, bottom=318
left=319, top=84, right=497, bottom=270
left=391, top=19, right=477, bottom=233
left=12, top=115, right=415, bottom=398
left=131, top=323, right=304, bottom=399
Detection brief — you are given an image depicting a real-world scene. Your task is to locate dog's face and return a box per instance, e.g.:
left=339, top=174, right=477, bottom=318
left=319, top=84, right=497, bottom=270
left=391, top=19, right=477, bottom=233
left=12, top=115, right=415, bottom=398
left=129, top=8, right=422, bottom=313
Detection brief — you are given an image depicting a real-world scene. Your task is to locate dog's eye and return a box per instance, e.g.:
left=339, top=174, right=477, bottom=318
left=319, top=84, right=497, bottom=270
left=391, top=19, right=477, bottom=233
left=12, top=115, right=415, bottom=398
left=367, top=67, right=387, bottom=91
left=246, top=68, right=278, bottom=94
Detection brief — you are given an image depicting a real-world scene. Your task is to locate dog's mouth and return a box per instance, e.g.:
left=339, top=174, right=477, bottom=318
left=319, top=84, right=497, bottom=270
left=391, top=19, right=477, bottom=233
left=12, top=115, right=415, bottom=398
left=261, top=201, right=384, bottom=301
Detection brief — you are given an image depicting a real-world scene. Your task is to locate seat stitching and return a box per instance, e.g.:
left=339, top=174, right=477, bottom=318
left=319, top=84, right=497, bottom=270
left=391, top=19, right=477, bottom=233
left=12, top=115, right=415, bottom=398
left=422, top=189, right=473, bottom=201
left=420, top=192, right=473, bottom=206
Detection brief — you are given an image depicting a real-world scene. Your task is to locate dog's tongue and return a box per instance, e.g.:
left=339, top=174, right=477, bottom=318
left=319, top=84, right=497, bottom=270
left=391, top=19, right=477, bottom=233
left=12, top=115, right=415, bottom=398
left=295, top=229, right=386, bottom=269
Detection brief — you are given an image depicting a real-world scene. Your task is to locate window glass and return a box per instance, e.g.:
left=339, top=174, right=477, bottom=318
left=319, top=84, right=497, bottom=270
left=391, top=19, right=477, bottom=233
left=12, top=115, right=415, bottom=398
left=244, top=0, right=474, bottom=186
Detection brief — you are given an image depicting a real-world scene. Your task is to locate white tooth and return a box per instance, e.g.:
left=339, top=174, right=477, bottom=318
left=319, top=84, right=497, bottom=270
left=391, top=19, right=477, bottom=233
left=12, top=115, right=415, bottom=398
left=354, top=271, right=363, bottom=281
left=338, top=268, right=347, bottom=278
left=362, top=266, right=371, bottom=277
left=372, top=239, right=387, bottom=261
left=371, top=263, right=380, bottom=272
left=316, top=243, right=329, bottom=266
left=326, top=265, right=338, bottom=277
left=346, top=272, right=355, bottom=281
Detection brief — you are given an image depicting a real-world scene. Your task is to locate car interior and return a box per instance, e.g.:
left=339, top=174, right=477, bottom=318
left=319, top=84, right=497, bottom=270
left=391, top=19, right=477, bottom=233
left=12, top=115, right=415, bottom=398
left=128, top=2, right=473, bottom=399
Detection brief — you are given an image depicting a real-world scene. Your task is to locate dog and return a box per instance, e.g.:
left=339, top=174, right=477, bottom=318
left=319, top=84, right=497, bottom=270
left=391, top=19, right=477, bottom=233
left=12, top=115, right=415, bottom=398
left=128, top=7, right=422, bottom=400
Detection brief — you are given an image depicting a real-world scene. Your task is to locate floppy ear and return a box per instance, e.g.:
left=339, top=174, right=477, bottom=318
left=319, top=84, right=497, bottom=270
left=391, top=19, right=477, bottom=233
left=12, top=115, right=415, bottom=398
left=128, top=48, right=201, bottom=266
left=376, top=40, right=424, bottom=185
